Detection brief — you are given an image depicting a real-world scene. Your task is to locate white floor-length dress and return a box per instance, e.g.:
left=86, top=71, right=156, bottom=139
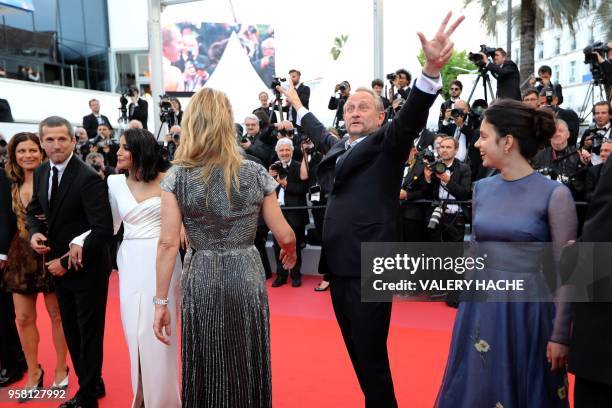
left=108, top=174, right=181, bottom=408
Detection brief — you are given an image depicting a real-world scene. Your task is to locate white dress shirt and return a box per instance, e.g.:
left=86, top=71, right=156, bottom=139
left=48, top=152, right=73, bottom=199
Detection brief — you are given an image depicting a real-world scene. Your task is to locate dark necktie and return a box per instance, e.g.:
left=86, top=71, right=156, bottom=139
left=49, top=166, right=59, bottom=211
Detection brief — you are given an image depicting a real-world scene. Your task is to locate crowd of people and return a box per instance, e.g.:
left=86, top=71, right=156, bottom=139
left=0, top=11, right=611, bottom=408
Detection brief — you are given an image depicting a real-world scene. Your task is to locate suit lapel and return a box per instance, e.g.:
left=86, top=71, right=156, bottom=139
left=39, top=164, right=51, bottom=216
left=49, top=156, right=78, bottom=227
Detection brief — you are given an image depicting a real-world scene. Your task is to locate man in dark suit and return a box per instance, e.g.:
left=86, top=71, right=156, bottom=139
left=584, top=140, right=611, bottom=202
left=285, top=69, right=310, bottom=127
left=82, top=99, right=111, bottom=139
left=422, top=136, right=471, bottom=243
left=0, top=168, right=26, bottom=387
left=480, top=48, right=521, bottom=100
left=438, top=99, right=472, bottom=162
left=328, top=81, right=351, bottom=131
left=269, top=138, right=309, bottom=287
left=0, top=98, right=14, bottom=122
left=27, top=116, right=113, bottom=408
left=567, top=154, right=612, bottom=407
left=127, top=87, right=148, bottom=130
left=276, top=13, right=463, bottom=407
left=400, top=150, right=428, bottom=242
left=438, top=79, right=462, bottom=127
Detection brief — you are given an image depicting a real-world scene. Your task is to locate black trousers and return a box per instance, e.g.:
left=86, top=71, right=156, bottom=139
left=574, top=376, right=612, bottom=408
left=330, top=277, right=397, bottom=408
left=273, top=224, right=303, bottom=280
left=255, top=224, right=272, bottom=279
left=54, top=274, right=109, bottom=402
left=401, top=217, right=428, bottom=242
left=0, top=289, right=25, bottom=371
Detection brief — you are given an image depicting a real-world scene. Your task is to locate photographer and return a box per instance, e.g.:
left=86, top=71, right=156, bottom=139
left=532, top=119, right=589, bottom=200
left=438, top=80, right=463, bottom=127
left=170, top=97, right=183, bottom=126
left=127, top=86, right=148, bottom=129
left=371, top=78, right=391, bottom=110
left=328, top=81, right=351, bottom=133
left=585, top=139, right=612, bottom=202
left=255, top=91, right=278, bottom=124
left=90, top=123, right=119, bottom=167
left=399, top=147, right=428, bottom=242
left=74, top=127, right=91, bottom=160
left=285, top=69, right=310, bottom=126
left=82, top=99, right=111, bottom=139
left=85, top=152, right=115, bottom=180
left=240, top=114, right=274, bottom=167
left=422, top=136, right=472, bottom=243
left=581, top=101, right=611, bottom=165
left=480, top=48, right=521, bottom=100
left=528, top=65, right=564, bottom=106
left=590, top=41, right=612, bottom=100
left=538, top=87, right=580, bottom=146
left=522, top=88, right=540, bottom=109
left=439, top=99, right=471, bottom=162
left=162, top=125, right=181, bottom=161
left=269, top=138, right=308, bottom=288
left=394, top=68, right=412, bottom=99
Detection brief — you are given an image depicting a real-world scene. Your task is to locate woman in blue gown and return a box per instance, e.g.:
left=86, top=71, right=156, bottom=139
left=436, top=100, right=577, bottom=408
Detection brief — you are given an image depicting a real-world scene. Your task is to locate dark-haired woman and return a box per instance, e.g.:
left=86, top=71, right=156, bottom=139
left=170, top=97, right=183, bottom=126
left=71, top=128, right=181, bottom=407
left=3, top=133, right=69, bottom=397
left=436, top=100, right=575, bottom=407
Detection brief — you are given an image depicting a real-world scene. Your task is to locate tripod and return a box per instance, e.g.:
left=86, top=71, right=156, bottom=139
left=271, top=90, right=285, bottom=123
left=578, top=81, right=608, bottom=123
left=466, top=69, right=494, bottom=105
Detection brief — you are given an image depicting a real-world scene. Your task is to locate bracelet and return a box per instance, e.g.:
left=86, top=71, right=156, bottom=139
left=421, top=70, right=441, bottom=80
left=153, top=296, right=168, bottom=306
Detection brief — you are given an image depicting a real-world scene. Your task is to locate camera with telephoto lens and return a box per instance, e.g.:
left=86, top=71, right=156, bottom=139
left=241, top=134, right=253, bottom=144
left=427, top=203, right=444, bottom=230
left=468, top=44, right=497, bottom=68
left=337, top=81, right=349, bottom=92
left=90, top=163, right=102, bottom=172
left=418, top=147, right=447, bottom=175
left=584, top=125, right=609, bottom=155
left=386, top=72, right=397, bottom=81
left=270, top=161, right=288, bottom=179
left=270, top=76, right=286, bottom=90
left=583, top=42, right=610, bottom=86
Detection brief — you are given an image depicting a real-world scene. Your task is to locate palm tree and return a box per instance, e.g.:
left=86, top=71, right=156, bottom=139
left=465, top=0, right=588, bottom=83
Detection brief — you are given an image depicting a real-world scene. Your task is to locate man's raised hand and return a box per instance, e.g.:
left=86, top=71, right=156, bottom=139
left=418, top=12, right=465, bottom=78
left=275, top=82, right=304, bottom=111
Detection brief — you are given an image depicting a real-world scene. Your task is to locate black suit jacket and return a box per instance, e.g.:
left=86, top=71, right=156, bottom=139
left=568, top=157, right=612, bottom=385
left=128, top=98, right=148, bottom=129
left=584, top=163, right=603, bottom=202
left=486, top=60, right=521, bottom=100
left=277, top=160, right=309, bottom=227
left=0, top=169, right=16, bottom=260
left=285, top=84, right=310, bottom=126
left=301, top=85, right=436, bottom=278
left=82, top=113, right=111, bottom=139
left=26, top=156, right=113, bottom=289
left=400, top=161, right=427, bottom=220
left=421, top=159, right=472, bottom=203
left=0, top=98, right=14, bottom=122
left=328, top=95, right=348, bottom=125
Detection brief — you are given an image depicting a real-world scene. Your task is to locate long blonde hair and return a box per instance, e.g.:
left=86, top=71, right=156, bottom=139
left=173, top=88, right=243, bottom=199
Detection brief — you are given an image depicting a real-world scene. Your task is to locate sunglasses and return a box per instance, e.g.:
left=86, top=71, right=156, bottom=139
left=450, top=87, right=460, bottom=91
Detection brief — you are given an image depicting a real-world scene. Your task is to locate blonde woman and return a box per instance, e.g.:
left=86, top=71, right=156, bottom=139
left=154, top=88, right=296, bottom=407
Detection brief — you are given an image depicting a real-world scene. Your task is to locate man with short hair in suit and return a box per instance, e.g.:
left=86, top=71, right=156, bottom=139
left=82, top=99, right=111, bottom=139
left=276, top=13, right=464, bottom=407
left=480, top=48, right=521, bottom=100
left=269, top=138, right=309, bottom=287
left=0, top=168, right=27, bottom=387
left=127, top=87, right=148, bottom=130
left=285, top=69, right=310, bottom=127
left=27, top=116, right=113, bottom=408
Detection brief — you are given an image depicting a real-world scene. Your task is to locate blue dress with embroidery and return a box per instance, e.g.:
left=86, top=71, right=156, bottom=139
left=435, top=172, right=571, bottom=408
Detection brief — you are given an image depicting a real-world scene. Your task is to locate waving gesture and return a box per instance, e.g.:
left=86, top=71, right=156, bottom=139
left=418, top=12, right=464, bottom=78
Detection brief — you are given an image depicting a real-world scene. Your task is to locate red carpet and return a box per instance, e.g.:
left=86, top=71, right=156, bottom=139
left=0, top=273, right=573, bottom=407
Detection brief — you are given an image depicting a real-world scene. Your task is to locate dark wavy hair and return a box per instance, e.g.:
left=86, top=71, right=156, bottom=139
left=483, top=99, right=556, bottom=159
left=6, top=132, right=45, bottom=185
left=121, top=128, right=170, bottom=182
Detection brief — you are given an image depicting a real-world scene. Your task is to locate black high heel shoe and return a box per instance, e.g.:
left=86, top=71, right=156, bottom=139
left=18, top=365, right=43, bottom=403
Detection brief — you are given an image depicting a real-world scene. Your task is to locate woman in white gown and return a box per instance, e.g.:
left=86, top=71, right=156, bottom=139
left=71, top=128, right=181, bottom=407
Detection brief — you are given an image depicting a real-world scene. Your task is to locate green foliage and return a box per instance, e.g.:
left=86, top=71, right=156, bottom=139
left=417, top=50, right=477, bottom=99
left=330, top=34, right=349, bottom=61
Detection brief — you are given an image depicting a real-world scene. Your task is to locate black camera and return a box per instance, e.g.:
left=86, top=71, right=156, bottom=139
left=583, top=42, right=610, bottom=85
left=468, top=44, right=497, bottom=68
left=270, top=76, right=286, bottom=89
left=418, top=147, right=447, bottom=174
left=386, top=72, right=397, bottom=81
left=584, top=125, right=609, bottom=155
left=241, top=135, right=253, bottom=144
left=158, top=94, right=175, bottom=126
left=270, top=161, right=288, bottom=178
left=450, top=108, right=467, bottom=119
left=90, top=163, right=102, bottom=172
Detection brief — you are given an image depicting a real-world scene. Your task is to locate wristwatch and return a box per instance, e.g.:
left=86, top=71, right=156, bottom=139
left=153, top=296, right=168, bottom=306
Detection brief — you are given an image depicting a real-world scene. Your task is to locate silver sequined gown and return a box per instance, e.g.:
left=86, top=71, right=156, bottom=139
left=161, top=161, right=278, bottom=408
